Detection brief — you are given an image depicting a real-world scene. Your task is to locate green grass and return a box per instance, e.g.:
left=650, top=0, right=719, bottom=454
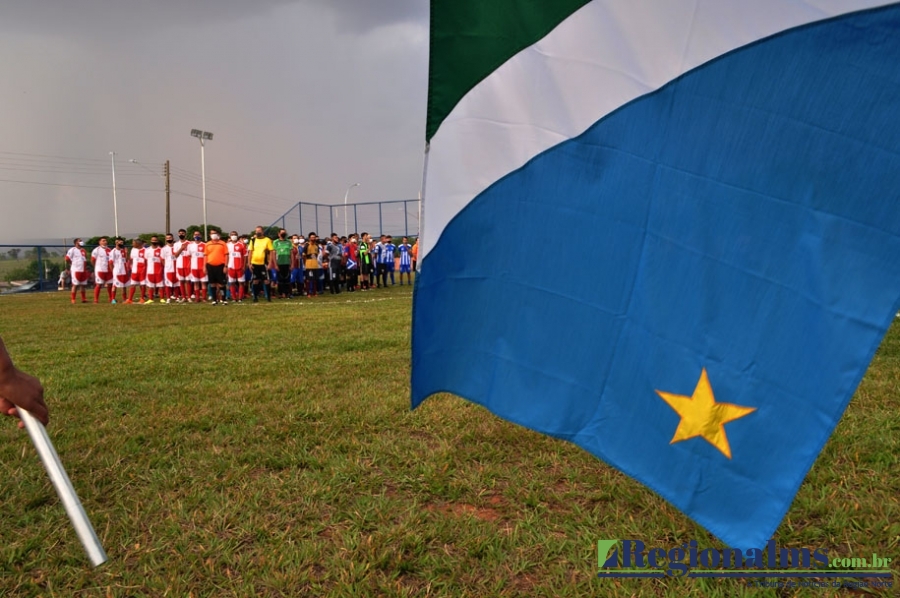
left=0, top=289, right=897, bottom=597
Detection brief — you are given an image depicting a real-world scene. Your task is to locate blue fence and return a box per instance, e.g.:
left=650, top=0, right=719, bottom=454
left=0, top=245, right=78, bottom=294
left=269, top=199, right=420, bottom=239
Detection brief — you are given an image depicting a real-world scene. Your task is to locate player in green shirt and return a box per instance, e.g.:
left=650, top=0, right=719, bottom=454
left=272, top=229, right=296, bottom=299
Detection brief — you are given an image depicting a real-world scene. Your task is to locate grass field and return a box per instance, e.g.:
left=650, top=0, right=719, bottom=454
left=0, top=288, right=897, bottom=597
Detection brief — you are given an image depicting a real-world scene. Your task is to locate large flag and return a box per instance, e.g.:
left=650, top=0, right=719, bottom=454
left=412, top=0, right=900, bottom=549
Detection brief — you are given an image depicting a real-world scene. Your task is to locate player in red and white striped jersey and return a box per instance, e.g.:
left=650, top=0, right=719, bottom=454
left=90, top=237, right=114, bottom=303
left=188, top=232, right=207, bottom=302
left=173, top=229, right=191, bottom=303
left=161, top=233, right=178, bottom=303
left=65, top=239, right=89, bottom=304
left=110, top=239, right=129, bottom=303
left=144, top=236, right=165, bottom=303
left=227, top=231, right=247, bottom=302
left=127, top=238, right=148, bottom=304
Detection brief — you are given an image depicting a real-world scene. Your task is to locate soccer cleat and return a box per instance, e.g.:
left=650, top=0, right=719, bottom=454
left=145, top=299, right=155, bottom=304
left=110, top=299, right=117, bottom=304
left=124, top=299, right=133, bottom=304
left=71, top=298, right=76, bottom=304
left=221, top=300, right=228, bottom=305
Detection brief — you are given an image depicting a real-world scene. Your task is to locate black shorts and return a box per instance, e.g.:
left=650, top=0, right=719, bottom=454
left=251, top=264, right=268, bottom=282
left=206, top=264, right=226, bottom=285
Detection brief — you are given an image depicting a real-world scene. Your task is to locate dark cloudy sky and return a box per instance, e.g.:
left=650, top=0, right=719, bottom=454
left=0, top=0, right=429, bottom=243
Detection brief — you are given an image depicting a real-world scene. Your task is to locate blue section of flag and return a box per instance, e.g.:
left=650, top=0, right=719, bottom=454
left=412, top=6, right=900, bottom=548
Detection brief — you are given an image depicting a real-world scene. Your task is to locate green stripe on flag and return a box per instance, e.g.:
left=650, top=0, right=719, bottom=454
left=427, top=0, right=592, bottom=142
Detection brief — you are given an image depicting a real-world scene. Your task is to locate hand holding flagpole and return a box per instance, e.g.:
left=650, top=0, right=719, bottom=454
left=17, top=408, right=108, bottom=567
left=1, top=336, right=106, bottom=567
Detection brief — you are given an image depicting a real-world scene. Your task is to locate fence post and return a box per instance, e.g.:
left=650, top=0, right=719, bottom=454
left=378, top=204, right=383, bottom=235
left=37, top=246, right=44, bottom=288
left=330, top=206, right=334, bottom=236
left=315, top=204, right=319, bottom=235
left=354, top=205, right=358, bottom=235
left=298, top=203, right=303, bottom=234
left=404, top=201, right=409, bottom=237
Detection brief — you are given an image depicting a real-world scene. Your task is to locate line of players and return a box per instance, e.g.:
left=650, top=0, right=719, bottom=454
left=64, top=228, right=417, bottom=304
left=64, top=229, right=246, bottom=304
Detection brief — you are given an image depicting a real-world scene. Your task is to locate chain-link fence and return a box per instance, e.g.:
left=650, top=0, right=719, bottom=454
left=270, top=199, right=420, bottom=239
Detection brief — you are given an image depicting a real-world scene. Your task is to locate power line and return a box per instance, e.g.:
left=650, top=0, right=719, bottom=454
left=0, top=178, right=160, bottom=192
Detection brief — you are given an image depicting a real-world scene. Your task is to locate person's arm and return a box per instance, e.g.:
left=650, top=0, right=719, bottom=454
left=0, top=336, right=48, bottom=427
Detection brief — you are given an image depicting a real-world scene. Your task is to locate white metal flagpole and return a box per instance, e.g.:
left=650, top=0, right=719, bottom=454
left=18, top=408, right=108, bottom=567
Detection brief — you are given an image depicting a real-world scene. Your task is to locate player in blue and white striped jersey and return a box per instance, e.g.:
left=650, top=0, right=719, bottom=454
left=398, top=237, right=412, bottom=285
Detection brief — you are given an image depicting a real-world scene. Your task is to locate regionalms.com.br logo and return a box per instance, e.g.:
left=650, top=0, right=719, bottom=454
left=597, top=539, right=893, bottom=589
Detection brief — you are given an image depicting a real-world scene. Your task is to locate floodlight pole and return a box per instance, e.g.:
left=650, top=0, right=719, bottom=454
left=200, top=139, right=207, bottom=239
left=109, top=152, right=118, bottom=238
left=343, top=182, right=360, bottom=237
left=190, top=129, right=213, bottom=239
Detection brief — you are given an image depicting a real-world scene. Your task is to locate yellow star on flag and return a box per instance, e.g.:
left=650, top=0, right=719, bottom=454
left=656, top=368, right=755, bottom=459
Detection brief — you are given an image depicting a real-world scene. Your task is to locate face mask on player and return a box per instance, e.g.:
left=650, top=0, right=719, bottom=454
left=210, top=233, right=220, bottom=240
left=230, top=235, right=237, bottom=242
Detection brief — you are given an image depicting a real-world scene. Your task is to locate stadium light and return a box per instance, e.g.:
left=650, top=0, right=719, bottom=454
left=343, top=182, right=360, bottom=237
left=190, top=129, right=214, bottom=239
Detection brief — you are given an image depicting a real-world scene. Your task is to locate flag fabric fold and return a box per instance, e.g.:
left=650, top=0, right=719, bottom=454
left=413, top=0, right=900, bottom=548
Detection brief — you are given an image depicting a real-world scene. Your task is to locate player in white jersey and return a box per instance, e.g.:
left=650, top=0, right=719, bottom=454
left=65, top=239, right=89, bottom=304
left=226, top=231, right=247, bottom=302
left=188, top=232, right=208, bottom=301
left=90, top=237, right=114, bottom=303
left=173, top=229, right=192, bottom=303
left=161, top=233, right=178, bottom=303
left=110, top=239, right=129, bottom=303
left=143, top=236, right=165, bottom=303
left=126, top=238, right=148, bottom=304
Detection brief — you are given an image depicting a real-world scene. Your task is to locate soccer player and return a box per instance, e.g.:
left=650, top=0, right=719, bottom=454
left=111, top=238, right=129, bottom=303
left=358, top=232, right=372, bottom=291
left=247, top=226, right=273, bottom=302
left=173, top=229, right=192, bottom=303
left=303, top=232, right=320, bottom=297
left=90, top=237, right=114, bottom=303
left=272, top=229, right=294, bottom=299
left=344, top=234, right=359, bottom=292
left=226, top=231, right=247, bottom=302
left=0, top=335, right=49, bottom=428
left=379, top=235, right=396, bottom=287
left=65, top=238, right=89, bottom=304
left=204, top=230, right=228, bottom=304
left=290, top=235, right=304, bottom=296
left=161, top=233, right=179, bottom=303
left=372, top=235, right=384, bottom=289
left=188, top=231, right=208, bottom=302
left=398, top=237, right=412, bottom=285
left=326, top=233, right=343, bottom=294
left=126, top=238, right=148, bottom=304
left=144, top=236, right=165, bottom=303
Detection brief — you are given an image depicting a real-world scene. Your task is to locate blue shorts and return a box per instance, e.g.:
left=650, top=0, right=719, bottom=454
left=290, top=268, right=303, bottom=284
left=400, top=264, right=411, bottom=273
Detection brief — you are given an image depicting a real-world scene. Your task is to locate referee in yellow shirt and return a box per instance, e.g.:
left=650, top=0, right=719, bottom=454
left=247, top=226, right=274, bottom=302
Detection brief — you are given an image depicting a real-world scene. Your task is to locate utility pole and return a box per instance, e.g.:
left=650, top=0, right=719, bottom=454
left=164, top=160, right=171, bottom=233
